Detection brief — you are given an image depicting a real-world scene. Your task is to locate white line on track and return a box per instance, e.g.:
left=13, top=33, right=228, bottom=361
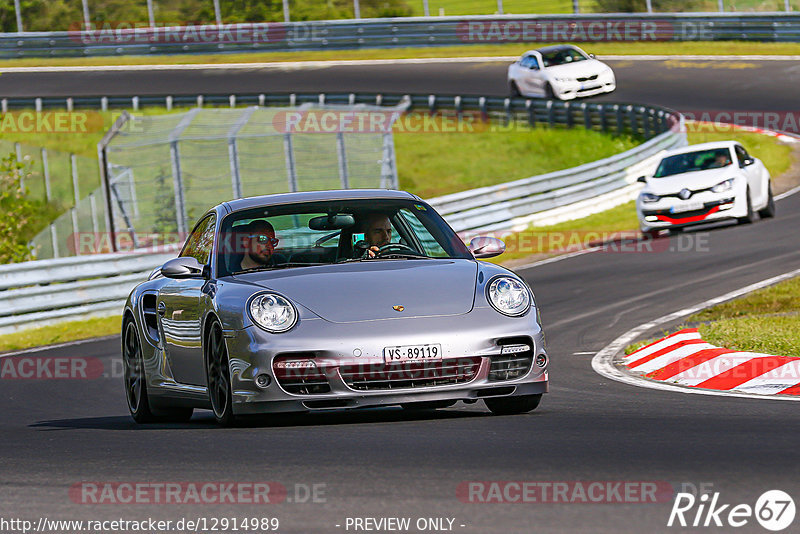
left=591, top=267, right=800, bottom=402
left=2, top=55, right=798, bottom=73
left=0, top=335, right=117, bottom=358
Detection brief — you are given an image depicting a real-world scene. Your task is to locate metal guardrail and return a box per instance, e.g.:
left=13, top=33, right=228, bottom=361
left=2, top=13, right=800, bottom=59
left=430, top=127, right=686, bottom=234
left=0, top=250, right=176, bottom=334
left=0, top=92, right=683, bottom=333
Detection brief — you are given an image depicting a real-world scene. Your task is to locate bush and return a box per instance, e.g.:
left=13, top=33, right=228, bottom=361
left=0, top=154, right=36, bottom=264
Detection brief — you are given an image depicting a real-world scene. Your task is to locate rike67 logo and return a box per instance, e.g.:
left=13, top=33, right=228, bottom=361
left=668, top=490, right=795, bottom=531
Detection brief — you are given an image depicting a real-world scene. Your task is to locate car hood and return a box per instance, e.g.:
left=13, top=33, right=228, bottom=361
left=546, top=59, right=607, bottom=78
left=644, top=167, right=737, bottom=195
left=232, top=259, right=478, bottom=323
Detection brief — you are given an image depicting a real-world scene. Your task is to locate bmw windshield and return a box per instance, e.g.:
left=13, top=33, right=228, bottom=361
left=217, top=198, right=472, bottom=277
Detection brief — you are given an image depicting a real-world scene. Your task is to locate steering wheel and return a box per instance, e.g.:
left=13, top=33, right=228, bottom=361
left=375, top=243, right=423, bottom=257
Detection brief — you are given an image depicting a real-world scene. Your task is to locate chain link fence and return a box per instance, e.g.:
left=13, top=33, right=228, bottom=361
left=5, top=1, right=798, bottom=34
left=25, top=102, right=404, bottom=259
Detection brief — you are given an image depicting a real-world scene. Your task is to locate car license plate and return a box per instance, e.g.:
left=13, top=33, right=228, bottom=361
left=671, top=201, right=704, bottom=213
left=384, top=344, right=442, bottom=364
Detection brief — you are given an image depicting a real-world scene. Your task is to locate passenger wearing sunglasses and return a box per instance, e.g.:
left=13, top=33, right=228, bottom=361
left=239, top=219, right=283, bottom=271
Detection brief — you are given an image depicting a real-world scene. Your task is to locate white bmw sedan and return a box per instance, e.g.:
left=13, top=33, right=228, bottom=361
left=637, top=141, right=775, bottom=237
left=507, top=44, right=616, bottom=100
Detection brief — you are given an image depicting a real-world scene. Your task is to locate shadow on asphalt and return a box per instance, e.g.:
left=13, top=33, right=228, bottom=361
left=30, top=406, right=490, bottom=431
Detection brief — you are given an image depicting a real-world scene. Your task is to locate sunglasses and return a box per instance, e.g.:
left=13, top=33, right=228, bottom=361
left=250, top=234, right=279, bottom=246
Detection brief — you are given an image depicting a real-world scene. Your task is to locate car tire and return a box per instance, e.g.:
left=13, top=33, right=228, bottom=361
left=509, top=81, right=521, bottom=97
left=206, top=320, right=237, bottom=427
left=758, top=183, right=776, bottom=219
left=544, top=83, right=556, bottom=100
left=401, top=400, right=457, bottom=411
left=485, top=394, right=542, bottom=415
left=737, top=188, right=756, bottom=225
left=123, top=318, right=193, bottom=424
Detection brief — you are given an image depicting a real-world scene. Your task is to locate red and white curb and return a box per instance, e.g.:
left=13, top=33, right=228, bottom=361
left=623, top=329, right=800, bottom=397
left=592, top=267, right=800, bottom=402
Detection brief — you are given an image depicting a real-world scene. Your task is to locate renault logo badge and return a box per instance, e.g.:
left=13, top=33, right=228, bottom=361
left=679, top=188, right=692, bottom=200
left=393, top=305, right=405, bottom=312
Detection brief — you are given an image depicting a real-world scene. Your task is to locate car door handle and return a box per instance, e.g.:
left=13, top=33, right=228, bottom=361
left=157, top=302, right=166, bottom=317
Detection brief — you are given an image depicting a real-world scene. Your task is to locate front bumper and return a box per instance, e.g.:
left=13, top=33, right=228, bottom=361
left=555, top=76, right=616, bottom=100
left=224, top=306, right=548, bottom=414
left=638, top=195, right=740, bottom=231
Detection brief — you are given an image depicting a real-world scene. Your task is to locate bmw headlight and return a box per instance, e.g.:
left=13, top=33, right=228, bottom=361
left=248, top=293, right=297, bottom=333
left=641, top=192, right=660, bottom=203
left=487, top=276, right=531, bottom=317
left=711, top=178, right=735, bottom=193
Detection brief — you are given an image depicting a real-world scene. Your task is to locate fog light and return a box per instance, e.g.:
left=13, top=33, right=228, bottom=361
left=719, top=203, right=734, bottom=211
left=535, top=354, right=548, bottom=367
left=255, top=374, right=272, bottom=389
left=645, top=215, right=659, bottom=222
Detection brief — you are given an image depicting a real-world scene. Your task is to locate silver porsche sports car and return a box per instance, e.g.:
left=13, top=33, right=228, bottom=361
left=122, top=190, right=548, bottom=425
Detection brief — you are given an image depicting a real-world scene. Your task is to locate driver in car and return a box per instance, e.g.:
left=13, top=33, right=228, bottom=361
left=239, top=219, right=283, bottom=270
left=361, top=213, right=392, bottom=258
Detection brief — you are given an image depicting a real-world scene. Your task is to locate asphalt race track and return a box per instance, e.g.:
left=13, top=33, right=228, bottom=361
left=2, top=57, right=800, bottom=533
left=1, top=58, right=799, bottom=114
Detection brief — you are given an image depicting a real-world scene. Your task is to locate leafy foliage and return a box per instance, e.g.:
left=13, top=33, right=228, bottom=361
left=0, top=153, right=36, bottom=263
left=0, top=0, right=412, bottom=32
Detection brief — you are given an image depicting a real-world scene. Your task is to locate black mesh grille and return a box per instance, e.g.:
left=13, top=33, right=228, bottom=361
left=490, top=337, right=534, bottom=381
left=340, top=358, right=481, bottom=391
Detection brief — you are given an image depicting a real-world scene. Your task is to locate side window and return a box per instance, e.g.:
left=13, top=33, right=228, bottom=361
left=520, top=55, right=538, bottom=69
left=530, top=56, right=539, bottom=69
left=735, top=145, right=749, bottom=165
left=397, top=209, right=447, bottom=257
left=180, top=214, right=216, bottom=265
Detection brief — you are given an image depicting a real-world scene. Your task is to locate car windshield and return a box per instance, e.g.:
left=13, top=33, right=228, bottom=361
left=653, top=148, right=733, bottom=178
left=216, top=198, right=472, bottom=277
left=541, top=47, right=588, bottom=68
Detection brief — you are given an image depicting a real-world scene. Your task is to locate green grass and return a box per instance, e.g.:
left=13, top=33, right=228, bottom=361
left=410, top=0, right=573, bottom=16
left=625, top=276, right=800, bottom=357
left=490, top=200, right=639, bottom=263
left=698, top=315, right=800, bottom=357
left=687, top=125, right=793, bottom=178
left=0, top=316, right=122, bottom=353
left=396, top=125, right=639, bottom=199
left=1, top=41, right=800, bottom=68
left=691, top=276, right=800, bottom=322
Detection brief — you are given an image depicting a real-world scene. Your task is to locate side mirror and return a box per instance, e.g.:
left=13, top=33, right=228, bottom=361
left=161, top=257, right=207, bottom=279
left=589, top=53, right=596, bottom=59
left=743, top=157, right=755, bottom=167
left=637, top=176, right=647, bottom=183
left=468, top=236, right=506, bottom=259
left=529, top=64, right=539, bottom=70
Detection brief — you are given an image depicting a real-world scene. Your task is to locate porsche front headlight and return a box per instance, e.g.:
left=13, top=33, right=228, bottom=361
left=711, top=178, right=735, bottom=193
left=487, top=276, right=531, bottom=317
left=249, top=293, right=297, bottom=333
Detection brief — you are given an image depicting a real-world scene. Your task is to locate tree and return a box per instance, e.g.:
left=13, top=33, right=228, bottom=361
left=0, top=153, right=36, bottom=264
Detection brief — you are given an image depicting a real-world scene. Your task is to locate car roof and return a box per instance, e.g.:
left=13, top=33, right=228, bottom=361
left=664, top=141, right=739, bottom=157
left=222, top=189, right=418, bottom=213
left=525, top=44, right=580, bottom=56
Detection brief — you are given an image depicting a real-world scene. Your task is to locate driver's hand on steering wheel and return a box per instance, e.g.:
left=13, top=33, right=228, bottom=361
left=365, top=246, right=380, bottom=258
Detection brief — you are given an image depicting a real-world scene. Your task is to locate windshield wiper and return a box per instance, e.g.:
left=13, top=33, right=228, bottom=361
left=231, top=262, right=325, bottom=275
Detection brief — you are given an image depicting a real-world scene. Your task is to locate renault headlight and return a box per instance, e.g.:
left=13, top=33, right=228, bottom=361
left=555, top=77, right=573, bottom=82
left=487, top=276, right=531, bottom=317
left=711, top=178, right=735, bottom=193
left=249, top=293, right=297, bottom=333
left=641, top=192, right=660, bottom=203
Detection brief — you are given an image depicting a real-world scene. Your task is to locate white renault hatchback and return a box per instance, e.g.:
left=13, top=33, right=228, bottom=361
left=636, top=141, right=775, bottom=237
left=507, top=44, right=616, bottom=100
